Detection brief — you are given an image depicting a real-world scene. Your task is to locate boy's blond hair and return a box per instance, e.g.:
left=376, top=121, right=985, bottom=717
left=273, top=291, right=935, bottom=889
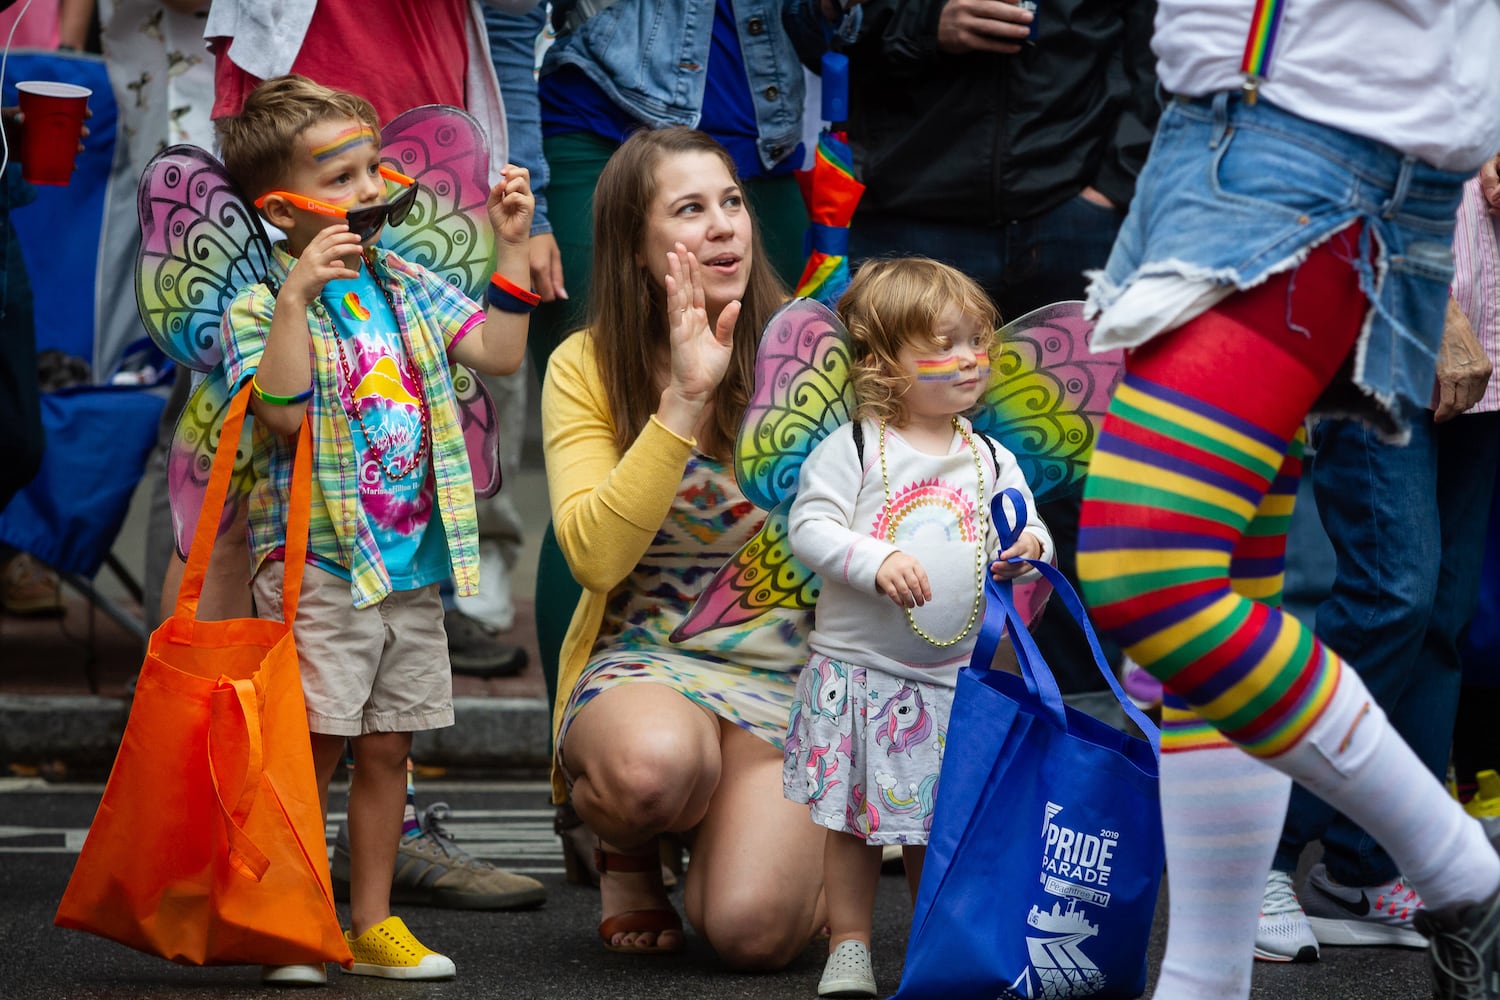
left=837, top=257, right=1001, bottom=425
left=216, top=74, right=381, bottom=204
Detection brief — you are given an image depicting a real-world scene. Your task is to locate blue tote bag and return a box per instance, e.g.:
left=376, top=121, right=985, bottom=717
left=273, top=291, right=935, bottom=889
left=891, top=490, right=1163, bottom=1000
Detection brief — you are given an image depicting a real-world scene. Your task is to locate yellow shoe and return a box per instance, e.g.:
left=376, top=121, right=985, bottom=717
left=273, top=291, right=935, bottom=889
left=1466, top=771, right=1500, bottom=819
left=342, top=916, right=455, bottom=980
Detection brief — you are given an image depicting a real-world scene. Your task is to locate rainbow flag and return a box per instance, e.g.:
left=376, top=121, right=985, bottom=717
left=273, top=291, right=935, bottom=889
left=794, top=130, right=866, bottom=307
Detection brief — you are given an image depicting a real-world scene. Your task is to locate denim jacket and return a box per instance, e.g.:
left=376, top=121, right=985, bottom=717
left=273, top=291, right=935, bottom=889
left=486, top=3, right=554, bottom=236
left=543, top=0, right=805, bottom=173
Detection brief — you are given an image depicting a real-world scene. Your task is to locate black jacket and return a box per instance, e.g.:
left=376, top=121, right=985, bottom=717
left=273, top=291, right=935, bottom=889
left=785, top=0, right=1159, bottom=225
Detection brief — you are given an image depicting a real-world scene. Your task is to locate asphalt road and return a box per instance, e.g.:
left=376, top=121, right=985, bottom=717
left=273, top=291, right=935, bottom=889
left=1, top=777, right=1436, bottom=999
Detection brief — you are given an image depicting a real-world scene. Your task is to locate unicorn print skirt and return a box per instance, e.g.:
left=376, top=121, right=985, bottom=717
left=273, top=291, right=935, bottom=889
left=783, top=653, right=952, bottom=846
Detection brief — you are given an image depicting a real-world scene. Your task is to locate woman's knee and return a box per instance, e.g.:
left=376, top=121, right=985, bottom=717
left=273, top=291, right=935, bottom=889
left=576, top=726, right=718, bottom=831
left=693, top=888, right=811, bottom=971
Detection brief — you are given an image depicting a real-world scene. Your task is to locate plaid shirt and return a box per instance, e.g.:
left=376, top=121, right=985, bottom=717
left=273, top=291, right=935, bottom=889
left=1452, top=175, right=1500, bottom=414
left=222, top=245, right=486, bottom=608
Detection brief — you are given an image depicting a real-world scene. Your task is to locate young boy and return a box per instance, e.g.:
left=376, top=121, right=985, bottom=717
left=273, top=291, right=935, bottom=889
left=215, top=75, right=535, bottom=984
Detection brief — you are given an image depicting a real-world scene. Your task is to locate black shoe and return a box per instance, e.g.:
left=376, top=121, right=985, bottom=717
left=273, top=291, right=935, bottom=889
left=444, top=609, right=528, bottom=678
left=1414, top=886, right=1500, bottom=999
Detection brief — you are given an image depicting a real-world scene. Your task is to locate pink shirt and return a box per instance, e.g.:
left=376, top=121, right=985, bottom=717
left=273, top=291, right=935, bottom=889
left=0, top=1, right=59, bottom=49
left=210, top=0, right=469, bottom=124
left=1451, top=176, right=1500, bottom=415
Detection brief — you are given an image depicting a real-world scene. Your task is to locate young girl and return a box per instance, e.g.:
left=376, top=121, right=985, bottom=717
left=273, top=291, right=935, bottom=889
left=783, top=257, right=1053, bottom=998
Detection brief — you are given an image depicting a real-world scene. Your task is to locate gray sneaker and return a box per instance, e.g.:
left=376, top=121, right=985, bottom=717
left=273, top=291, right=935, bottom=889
left=1414, top=887, right=1500, bottom=1000
left=332, top=803, right=547, bottom=911
left=1302, top=864, right=1427, bottom=949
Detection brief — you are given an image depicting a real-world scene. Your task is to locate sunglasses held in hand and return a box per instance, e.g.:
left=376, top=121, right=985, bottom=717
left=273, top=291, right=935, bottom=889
left=256, top=166, right=419, bottom=240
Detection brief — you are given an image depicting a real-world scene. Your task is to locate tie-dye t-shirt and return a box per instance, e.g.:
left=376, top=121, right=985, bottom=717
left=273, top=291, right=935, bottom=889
left=319, top=266, right=450, bottom=589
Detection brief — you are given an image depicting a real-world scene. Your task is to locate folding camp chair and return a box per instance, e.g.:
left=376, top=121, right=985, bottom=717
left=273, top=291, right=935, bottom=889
left=0, top=50, right=167, bottom=674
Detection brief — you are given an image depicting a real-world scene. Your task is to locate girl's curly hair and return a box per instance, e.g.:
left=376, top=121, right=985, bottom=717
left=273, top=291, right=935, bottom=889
left=836, top=257, right=1000, bottom=425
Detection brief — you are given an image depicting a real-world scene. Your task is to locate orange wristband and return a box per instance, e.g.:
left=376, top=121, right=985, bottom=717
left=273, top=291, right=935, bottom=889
left=489, top=271, right=541, bottom=307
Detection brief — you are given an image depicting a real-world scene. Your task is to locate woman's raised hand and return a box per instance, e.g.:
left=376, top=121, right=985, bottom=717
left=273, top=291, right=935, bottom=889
left=663, top=244, right=740, bottom=407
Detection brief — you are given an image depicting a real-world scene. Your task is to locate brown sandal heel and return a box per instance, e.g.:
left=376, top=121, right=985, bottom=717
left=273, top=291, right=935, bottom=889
left=557, top=802, right=679, bottom=889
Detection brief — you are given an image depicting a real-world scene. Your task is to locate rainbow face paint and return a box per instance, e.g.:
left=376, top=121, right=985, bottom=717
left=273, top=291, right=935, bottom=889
left=915, top=357, right=962, bottom=382
left=310, top=125, right=375, bottom=163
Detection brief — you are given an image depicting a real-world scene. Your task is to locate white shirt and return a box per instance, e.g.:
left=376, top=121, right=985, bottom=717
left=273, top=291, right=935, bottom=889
left=1153, top=0, right=1500, bottom=172
left=788, top=419, right=1053, bottom=684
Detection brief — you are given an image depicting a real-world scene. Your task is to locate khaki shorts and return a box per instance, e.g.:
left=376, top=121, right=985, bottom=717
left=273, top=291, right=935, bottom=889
left=252, top=562, right=454, bottom=737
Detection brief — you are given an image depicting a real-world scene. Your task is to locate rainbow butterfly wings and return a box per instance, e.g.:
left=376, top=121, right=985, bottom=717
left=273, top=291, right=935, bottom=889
left=136, top=105, right=506, bottom=558
left=976, top=301, right=1124, bottom=502
left=669, top=300, right=853, bottom=639
left=672, top=298, right=1124, bottom=641
left=378, top=104, right=497, bottom=302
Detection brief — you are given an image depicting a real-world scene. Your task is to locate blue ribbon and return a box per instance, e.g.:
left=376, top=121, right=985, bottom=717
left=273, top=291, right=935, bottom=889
left=969, top=488, right=1162, bottom=752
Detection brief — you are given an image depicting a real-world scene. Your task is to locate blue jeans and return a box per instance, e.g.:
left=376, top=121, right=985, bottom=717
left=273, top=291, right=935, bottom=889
left=1092, top=93, right=1469, bottom=437
left=1274, top=409, right=1500, bottom=884
left=848, top=194, right=1126, bottom=694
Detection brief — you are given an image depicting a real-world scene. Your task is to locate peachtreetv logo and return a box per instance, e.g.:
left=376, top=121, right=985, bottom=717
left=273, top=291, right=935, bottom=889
left=1039, top=802, right=1118, bottom=905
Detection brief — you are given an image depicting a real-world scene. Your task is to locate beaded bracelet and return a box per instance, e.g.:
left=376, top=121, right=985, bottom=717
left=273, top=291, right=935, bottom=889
left=250, top=375, right=313, bottom=406
left=487, top=271, right=541, bottom=313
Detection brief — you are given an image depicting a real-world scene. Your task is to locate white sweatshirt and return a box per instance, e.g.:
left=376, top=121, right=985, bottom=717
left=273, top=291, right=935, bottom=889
left=788, top=418, right=1053, bottom=685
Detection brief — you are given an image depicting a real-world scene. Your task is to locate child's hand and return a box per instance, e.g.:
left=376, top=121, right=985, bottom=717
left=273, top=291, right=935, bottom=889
left=487, top=164, right=534, bottom=248
left=990, top=531, right=1042, bottom=581
left=876, top=551, right=932, bottom=608
left=283, top=223, right=362, bottom=302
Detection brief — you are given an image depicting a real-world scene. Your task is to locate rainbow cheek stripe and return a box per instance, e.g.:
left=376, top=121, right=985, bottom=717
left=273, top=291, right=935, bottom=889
left=310, top=125, right=375, bottom=162
left=914, top=357, right=961, bottom=382
left=341, top=292, right=371, bottom=322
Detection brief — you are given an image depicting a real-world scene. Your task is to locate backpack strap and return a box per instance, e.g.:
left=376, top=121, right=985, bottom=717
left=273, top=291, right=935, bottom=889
left=977, top=431, right=999, bottom=467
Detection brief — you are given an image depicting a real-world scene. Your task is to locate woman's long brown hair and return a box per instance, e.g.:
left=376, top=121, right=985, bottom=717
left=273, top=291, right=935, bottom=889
left=589, top=127, right=787, bottom=460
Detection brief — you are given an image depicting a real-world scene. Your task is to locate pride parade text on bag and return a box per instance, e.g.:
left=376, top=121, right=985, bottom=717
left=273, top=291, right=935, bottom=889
left=891, top=489, right=1163, bottom=1000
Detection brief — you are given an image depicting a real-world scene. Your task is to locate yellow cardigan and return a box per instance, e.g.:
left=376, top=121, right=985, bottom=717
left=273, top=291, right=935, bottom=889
left=541, top=331, right=701, bottom=802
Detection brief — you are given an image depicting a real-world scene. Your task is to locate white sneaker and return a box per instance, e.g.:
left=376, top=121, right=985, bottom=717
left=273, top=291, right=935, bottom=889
left=260, top=963, right=327, bottom=986
left=1301, top=864, right=1428, bottom=948
left=818, top=939, right=877, bottom=998
left=454, top=539, right=515, bottom=632
left=1255, top=869, right=1320, bottom=962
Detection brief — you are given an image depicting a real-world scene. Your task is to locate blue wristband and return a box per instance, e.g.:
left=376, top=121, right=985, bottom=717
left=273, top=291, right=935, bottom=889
left=487, top=272, right=540, bottom=313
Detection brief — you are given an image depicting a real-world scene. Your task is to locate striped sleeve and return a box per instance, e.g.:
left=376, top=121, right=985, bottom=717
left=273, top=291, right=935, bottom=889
left=1452, top=175, right=1500, bottom=413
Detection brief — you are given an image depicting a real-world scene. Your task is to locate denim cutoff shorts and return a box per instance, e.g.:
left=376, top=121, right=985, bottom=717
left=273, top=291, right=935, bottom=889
left=1086, top=91, right=1470, bottom=438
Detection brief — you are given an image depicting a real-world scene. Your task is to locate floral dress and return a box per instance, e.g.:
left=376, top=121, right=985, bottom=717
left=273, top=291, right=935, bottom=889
left=558, top=452, right=811, bottom=760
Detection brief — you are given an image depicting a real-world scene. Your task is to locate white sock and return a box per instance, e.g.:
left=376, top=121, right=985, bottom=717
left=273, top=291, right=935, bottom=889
left=1272, top=668, right=1499, bottom=912
left=1152, top=745, right=1290, bottom=1000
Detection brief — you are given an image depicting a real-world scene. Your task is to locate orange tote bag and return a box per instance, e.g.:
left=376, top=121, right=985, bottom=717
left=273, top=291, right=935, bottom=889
left=56, top=386, right=352, bottom=968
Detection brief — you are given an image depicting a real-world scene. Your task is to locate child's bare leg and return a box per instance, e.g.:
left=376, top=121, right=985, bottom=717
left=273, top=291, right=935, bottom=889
left=901, top=845, right=925, bottom=902
left=347, top=730, right=413, bottom=935
left=308, top=732, right=347, bottom=823
left=824, top=829, right=882, bottom=948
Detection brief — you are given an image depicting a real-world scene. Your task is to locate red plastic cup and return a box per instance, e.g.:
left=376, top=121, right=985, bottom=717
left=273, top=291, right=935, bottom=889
left=15, top=81, right=91, bottom=186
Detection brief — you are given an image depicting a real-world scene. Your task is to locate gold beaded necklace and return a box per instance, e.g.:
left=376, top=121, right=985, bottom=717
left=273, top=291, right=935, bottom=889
left=878, top=417, right=989, bottom=647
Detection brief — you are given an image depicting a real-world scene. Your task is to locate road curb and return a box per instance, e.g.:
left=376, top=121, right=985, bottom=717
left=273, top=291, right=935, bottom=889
left=0, top=694, right=552, bottom=771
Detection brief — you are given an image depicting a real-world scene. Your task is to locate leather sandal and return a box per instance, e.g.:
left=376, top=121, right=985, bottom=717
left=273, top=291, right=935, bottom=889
left=595, top=844, right=684, bottom=955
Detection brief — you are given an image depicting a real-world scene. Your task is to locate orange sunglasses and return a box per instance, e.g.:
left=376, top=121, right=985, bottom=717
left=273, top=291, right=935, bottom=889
left=255, top=166, right=419, bottom=240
